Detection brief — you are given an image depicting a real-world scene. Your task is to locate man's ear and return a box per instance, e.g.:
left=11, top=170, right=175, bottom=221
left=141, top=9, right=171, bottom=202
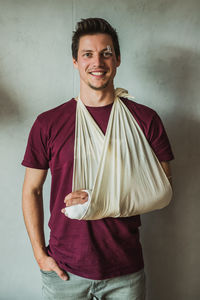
left=73, top=58, right=78, bottom=69
left=116, top=56, right=121, bottom=67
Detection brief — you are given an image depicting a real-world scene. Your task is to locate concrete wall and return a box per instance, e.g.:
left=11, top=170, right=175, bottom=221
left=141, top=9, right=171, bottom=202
left=0, top=0, right=199, bottom=299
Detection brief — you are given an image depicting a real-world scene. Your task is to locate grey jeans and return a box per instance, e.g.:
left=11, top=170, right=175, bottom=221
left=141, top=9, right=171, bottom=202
left=40, top=268, right=146, bottom=300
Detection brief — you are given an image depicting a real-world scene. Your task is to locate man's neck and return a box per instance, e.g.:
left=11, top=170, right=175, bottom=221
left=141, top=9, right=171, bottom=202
left=79, top=86, right=115, bottom=107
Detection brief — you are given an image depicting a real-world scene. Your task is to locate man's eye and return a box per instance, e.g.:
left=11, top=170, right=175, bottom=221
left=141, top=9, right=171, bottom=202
left=102, top=52, right=112, bottom=58
left=84, top=53, right=92, bottom=57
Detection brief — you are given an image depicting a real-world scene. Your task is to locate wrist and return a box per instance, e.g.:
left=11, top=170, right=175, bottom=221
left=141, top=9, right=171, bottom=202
left=34, top=245, right=48, bottom=264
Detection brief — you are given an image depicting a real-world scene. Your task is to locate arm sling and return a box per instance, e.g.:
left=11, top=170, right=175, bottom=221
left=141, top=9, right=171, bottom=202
left=65, top=89, right=172, bottom=220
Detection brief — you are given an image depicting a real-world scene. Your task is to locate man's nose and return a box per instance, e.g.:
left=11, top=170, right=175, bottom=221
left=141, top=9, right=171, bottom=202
left=92, top=54, right=104, bottom=67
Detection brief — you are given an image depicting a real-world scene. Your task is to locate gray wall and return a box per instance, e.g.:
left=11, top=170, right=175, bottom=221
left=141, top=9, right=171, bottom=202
left=0, top=0, right=199, bottom=299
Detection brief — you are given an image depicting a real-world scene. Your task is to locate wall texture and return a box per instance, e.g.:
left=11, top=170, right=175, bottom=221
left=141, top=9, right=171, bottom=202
left=0, top=0, right=199, bottom=299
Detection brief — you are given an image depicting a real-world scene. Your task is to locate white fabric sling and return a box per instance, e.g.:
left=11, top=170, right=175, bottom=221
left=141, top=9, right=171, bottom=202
left=65, top=88, right=172, bottom=220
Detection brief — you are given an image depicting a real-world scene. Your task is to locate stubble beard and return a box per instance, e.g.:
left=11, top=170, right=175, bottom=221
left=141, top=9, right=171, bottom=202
left=88, top=81, right=110, bottom=91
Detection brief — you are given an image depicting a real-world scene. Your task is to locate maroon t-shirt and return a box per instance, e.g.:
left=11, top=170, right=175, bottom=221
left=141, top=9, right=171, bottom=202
left=22, top=97, right=174, bottom=280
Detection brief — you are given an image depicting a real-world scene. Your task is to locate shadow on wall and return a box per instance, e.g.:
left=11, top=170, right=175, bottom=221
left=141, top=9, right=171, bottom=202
left=141, top=46, right=200, bottom=300
left=0, top=83, right=21, bottom=125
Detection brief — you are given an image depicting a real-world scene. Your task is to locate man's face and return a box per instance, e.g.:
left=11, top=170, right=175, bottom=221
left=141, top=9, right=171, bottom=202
left=73, top=34, right=120, bottom=92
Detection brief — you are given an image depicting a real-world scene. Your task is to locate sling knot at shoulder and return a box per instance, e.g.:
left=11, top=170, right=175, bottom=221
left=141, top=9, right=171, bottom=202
left=114, top=87, right=135, bottom=100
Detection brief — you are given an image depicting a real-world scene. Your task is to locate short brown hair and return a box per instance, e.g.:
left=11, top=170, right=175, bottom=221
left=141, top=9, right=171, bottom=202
left=72, top=18, right=120, bottom=61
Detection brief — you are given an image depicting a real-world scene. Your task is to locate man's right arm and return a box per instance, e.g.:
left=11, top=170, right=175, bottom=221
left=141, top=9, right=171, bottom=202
left=22, top=167, right=68, bottom=280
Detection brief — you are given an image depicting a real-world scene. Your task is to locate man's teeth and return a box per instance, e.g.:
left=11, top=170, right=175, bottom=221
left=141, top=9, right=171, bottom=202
left=90, top=72, right=105, bottom=75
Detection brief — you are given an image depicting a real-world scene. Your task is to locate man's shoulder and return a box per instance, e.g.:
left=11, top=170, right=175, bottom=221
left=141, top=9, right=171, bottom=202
left=120, top=97, right=157, bottom=121
left=36, top=98, right=76, bottom=125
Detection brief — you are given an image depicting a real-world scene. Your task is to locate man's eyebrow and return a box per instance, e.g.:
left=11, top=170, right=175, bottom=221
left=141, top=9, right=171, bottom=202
left=80, top=48, right=112, bottom=53
left=80, top=50, right=93, bottom=53
left=101, top=48, right=113, bottom=52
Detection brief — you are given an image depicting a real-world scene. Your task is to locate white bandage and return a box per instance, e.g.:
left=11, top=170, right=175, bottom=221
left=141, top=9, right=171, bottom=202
left=106, top=45, right=112, bottom=53
left=64, top=190, right=92, bottom=219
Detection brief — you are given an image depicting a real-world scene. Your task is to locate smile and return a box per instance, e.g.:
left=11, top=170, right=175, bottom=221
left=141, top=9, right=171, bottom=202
left=89, top=71, right=107, bottom=76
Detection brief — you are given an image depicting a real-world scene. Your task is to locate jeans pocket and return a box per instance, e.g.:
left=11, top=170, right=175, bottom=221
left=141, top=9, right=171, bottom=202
left=40, top=270, right=57, bottom=276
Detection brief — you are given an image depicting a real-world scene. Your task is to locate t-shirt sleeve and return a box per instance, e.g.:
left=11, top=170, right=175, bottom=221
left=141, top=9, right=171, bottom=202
left=22, top=117, right=50, bottom=169
left=148, top=113, right=174, bottom=162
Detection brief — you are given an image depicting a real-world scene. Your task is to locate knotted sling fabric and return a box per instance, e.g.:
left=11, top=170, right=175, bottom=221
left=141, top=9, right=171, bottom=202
left=65, top=88, right=172, bottom=220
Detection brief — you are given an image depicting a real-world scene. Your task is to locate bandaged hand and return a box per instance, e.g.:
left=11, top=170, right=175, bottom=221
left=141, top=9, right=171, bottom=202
left=61, top=190, right=91, bottom=219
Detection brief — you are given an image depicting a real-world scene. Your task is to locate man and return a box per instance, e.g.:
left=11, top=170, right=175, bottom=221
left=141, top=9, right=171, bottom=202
left=22, top=18, right=173, bottom=299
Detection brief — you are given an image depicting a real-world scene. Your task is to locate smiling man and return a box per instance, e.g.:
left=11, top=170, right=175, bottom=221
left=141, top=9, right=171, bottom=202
left=74, top=33, right=120, bottom=96
left=22, top=18, right=174, bottom=299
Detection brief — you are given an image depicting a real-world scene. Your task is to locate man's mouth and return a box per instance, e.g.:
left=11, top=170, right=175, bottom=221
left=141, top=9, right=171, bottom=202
left=89, top=71, right=107, bottom=76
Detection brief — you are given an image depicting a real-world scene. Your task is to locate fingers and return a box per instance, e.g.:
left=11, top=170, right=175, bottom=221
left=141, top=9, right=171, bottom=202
left=53, top=264, right=68, bottom=281
left=64, top=190, right=88, bottom=207
left=65, top=196, right=88, bottom=206
left=39, top=256, right=68, bottom=281
left=61, top=208, right=66, bottom=214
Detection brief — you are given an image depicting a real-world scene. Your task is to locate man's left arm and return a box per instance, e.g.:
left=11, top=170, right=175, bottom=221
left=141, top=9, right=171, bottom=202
left=160, top=161, right=172, bottom=185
